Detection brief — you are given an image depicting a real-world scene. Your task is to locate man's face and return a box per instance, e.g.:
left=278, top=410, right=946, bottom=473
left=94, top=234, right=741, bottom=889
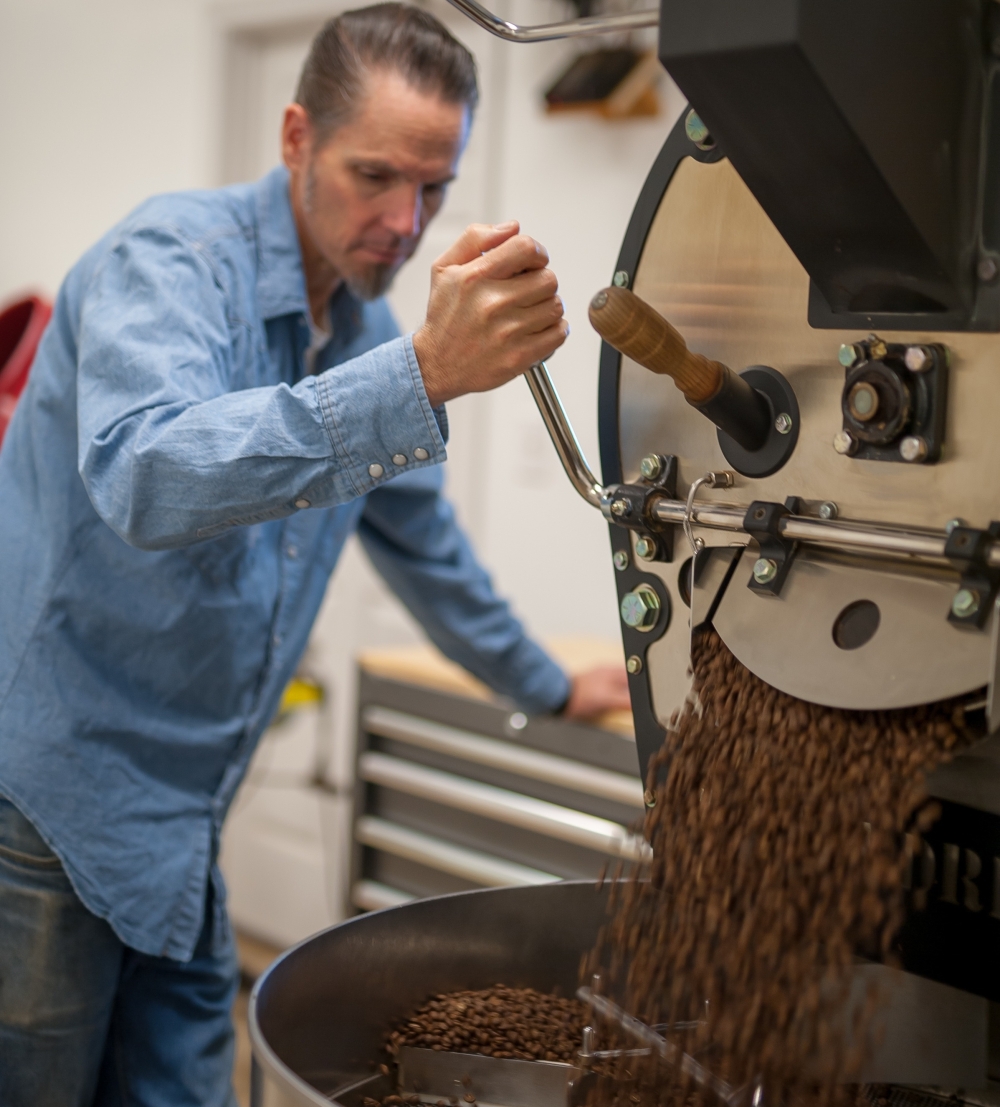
left=284, top=69, right=470, bottom=300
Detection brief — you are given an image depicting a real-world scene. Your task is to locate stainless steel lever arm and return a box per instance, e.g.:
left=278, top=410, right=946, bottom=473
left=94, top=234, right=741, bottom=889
left=524, top=363, right=607, bottom=509
left=443, top=0, right=658, bottom=42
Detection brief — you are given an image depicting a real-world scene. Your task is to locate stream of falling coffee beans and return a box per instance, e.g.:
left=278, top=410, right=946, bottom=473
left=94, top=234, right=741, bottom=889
left=584, top=628, right=971, bottom=1107
left=385, top=628, right=973, bottom=1107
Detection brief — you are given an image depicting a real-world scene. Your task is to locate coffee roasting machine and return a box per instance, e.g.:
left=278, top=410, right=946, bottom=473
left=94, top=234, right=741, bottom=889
left=249, top=2, right=1000, bottom=1104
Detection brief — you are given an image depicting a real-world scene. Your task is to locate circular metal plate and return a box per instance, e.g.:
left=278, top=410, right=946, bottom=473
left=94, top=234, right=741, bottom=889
left=716, top=365, right=800, bottom=477
left=610, top=151, right=1000, bottom=715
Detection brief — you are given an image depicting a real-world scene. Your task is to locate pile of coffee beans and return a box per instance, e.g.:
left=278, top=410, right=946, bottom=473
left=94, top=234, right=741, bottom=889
left=385, top=985, right=587, bottom=1063
left=587, top=629, right=971, bottom=1105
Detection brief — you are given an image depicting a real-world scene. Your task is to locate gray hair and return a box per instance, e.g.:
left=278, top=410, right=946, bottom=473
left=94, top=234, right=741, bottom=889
left=295, top=3, right=479, bottom=143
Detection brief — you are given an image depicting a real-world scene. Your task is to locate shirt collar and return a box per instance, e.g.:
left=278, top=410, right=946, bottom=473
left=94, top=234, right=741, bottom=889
left=253, top=166, right=366, bottom=344
left=254, top=166, right=309, bottom=320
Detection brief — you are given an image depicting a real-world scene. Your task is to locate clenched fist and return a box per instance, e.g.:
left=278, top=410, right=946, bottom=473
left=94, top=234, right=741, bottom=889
left=412, top=221, right=569, bottom=407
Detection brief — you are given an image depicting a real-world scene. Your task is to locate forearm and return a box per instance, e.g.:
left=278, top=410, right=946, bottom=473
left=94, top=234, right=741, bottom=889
left=80, top=336, right=445, bottom=549
left=358, top=480, right=570, bottom=714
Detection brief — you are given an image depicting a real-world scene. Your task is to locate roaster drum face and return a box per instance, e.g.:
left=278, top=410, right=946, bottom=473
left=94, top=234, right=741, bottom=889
left=602, top=121, right=1000, bottom=768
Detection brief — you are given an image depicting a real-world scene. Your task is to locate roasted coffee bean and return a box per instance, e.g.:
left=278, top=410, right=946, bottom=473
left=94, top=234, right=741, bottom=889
left=385, top=986, right=587, bottom=1066
left=586, top=629, right=973, bottom=1107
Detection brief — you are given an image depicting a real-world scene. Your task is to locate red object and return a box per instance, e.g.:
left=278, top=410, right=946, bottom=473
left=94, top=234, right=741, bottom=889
left=0, top=294, right=52, bottom=448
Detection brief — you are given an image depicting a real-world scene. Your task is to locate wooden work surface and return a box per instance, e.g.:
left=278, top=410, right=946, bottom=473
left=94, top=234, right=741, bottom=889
left=358, top=637, right=635, bottom=738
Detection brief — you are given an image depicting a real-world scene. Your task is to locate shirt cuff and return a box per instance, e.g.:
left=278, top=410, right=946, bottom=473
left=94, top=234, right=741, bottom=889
left=313, top=334, right=446, bottom=499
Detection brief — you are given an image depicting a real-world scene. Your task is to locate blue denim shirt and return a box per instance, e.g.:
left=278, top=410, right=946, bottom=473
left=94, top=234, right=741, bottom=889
left=0, top=166, right=569, bottom=961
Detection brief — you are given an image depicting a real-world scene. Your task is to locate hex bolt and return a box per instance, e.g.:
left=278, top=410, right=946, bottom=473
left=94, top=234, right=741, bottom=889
left=611, top=498, right=631, bottom=517
left=899, top=435, right=928, bottom=463
left=904, top=345, right=932, bottom=373
left=613, top=549, right=630, bottom=571
left=978, top=257, right=999, bottom=283
left=626, top=655, right=643, bottom=675
left=753, top=558, right=778, bottom=585
left=774, top=412, right=793, bottom=435
left=945, top=518, right=965, bottom=536
left=634, top=535, right=657, bottom=561
left=612, top=270, right=630, bottom=289
left=833, top=430, right=858, bottom=456
left=952, top=588, right=981, bottom=619
left=639, top=454, right=663, bottom=480
left=620, top=584, right=660, bottom=630
left=818, top=501, right=838, bottom=520
left=684, top=109, right=713, bottom=148
left=838, top=343, right=864, bottom=369
left=643, top=788, right=656, bottom=808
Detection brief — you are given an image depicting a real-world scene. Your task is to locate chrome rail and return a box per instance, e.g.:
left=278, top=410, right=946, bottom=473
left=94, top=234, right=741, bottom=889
left=363, top=705, right=644, bottom=807
left=355, top=814, right=558, bottom=886
left=357, top=751, right=651, bottom=862
left=650, top=498, right=1000, bottom=568
left=522, top=360, right=1000, bottom=570
left=444, top=0, right=658, bottom=42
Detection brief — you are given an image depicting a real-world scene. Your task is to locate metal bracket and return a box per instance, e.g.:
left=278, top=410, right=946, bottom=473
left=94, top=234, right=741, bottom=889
left=945, top=522, right=1000, bottom=629
left=743, top=497, right=802, bottom=597
left=838, top=338, right=948, bottom=464
left=604, top=455, right=678, bottom=559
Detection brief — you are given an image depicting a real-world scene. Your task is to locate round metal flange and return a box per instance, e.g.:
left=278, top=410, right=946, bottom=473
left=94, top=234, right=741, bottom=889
left=716, top=365, right=800, bottom=478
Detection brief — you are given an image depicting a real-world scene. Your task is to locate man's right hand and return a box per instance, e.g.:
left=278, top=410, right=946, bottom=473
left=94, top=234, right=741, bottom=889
left=412, top=222, right=569, bottom=407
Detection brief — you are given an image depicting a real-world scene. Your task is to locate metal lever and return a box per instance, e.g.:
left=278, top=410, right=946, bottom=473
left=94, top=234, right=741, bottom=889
left=524, top=363, right=607, bottom=509
left=589, top=286, right=772, bottom=453
left=443, top=0, right=659, bottom=42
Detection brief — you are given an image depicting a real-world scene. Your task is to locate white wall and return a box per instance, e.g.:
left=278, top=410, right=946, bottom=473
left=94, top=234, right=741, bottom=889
left=0, top=0, right=685, bottom=944
left=0, top=0, right=213, bottom=299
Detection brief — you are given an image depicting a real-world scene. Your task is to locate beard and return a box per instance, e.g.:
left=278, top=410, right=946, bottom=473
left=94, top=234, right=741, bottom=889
left=344, top=260, right=400, bottom=301
left=304, top=161, right=409, bottom=302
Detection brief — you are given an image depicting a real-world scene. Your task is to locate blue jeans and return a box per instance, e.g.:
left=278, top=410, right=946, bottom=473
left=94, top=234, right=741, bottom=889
left=0, top=796, right=239, bottom=1107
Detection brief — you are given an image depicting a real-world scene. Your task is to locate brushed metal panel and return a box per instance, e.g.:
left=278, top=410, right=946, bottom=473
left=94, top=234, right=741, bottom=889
left=621, top=156, right=1000, bottom=709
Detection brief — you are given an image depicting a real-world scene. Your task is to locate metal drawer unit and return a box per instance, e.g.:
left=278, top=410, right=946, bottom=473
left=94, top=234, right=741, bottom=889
left=350, top=671, right=647, bottom=911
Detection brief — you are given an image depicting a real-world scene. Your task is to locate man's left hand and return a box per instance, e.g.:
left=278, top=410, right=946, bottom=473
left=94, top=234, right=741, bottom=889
left=562, top=665, right=631, bottom=721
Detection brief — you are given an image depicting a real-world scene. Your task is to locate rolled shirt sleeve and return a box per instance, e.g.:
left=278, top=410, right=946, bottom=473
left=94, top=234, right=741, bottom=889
left=358, top=466, right=572, bottom=715
left=76, top=224, right=445, bottom=550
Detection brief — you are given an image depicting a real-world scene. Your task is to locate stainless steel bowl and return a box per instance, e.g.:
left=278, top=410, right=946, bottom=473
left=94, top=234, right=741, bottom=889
left=249, top=879, right=990, bottom=1106
left=249, top=881, right=609, bottom=1107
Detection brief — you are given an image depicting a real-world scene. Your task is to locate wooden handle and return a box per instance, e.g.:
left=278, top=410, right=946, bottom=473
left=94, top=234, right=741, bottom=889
left=588, top=286, right=724, bottom=405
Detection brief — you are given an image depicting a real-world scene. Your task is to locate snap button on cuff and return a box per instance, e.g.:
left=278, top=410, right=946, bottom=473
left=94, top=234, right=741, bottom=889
left=294, top=498, right=310, bottom=509
left=368, top=463, right=384, bottom=478
left=392, top=454, right=407, bottom=466
left=413, top=447, right=429, bottom=461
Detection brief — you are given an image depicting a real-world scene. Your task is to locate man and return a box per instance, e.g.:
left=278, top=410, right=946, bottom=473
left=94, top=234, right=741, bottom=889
left=0, top=5, right=629, bottom=1105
